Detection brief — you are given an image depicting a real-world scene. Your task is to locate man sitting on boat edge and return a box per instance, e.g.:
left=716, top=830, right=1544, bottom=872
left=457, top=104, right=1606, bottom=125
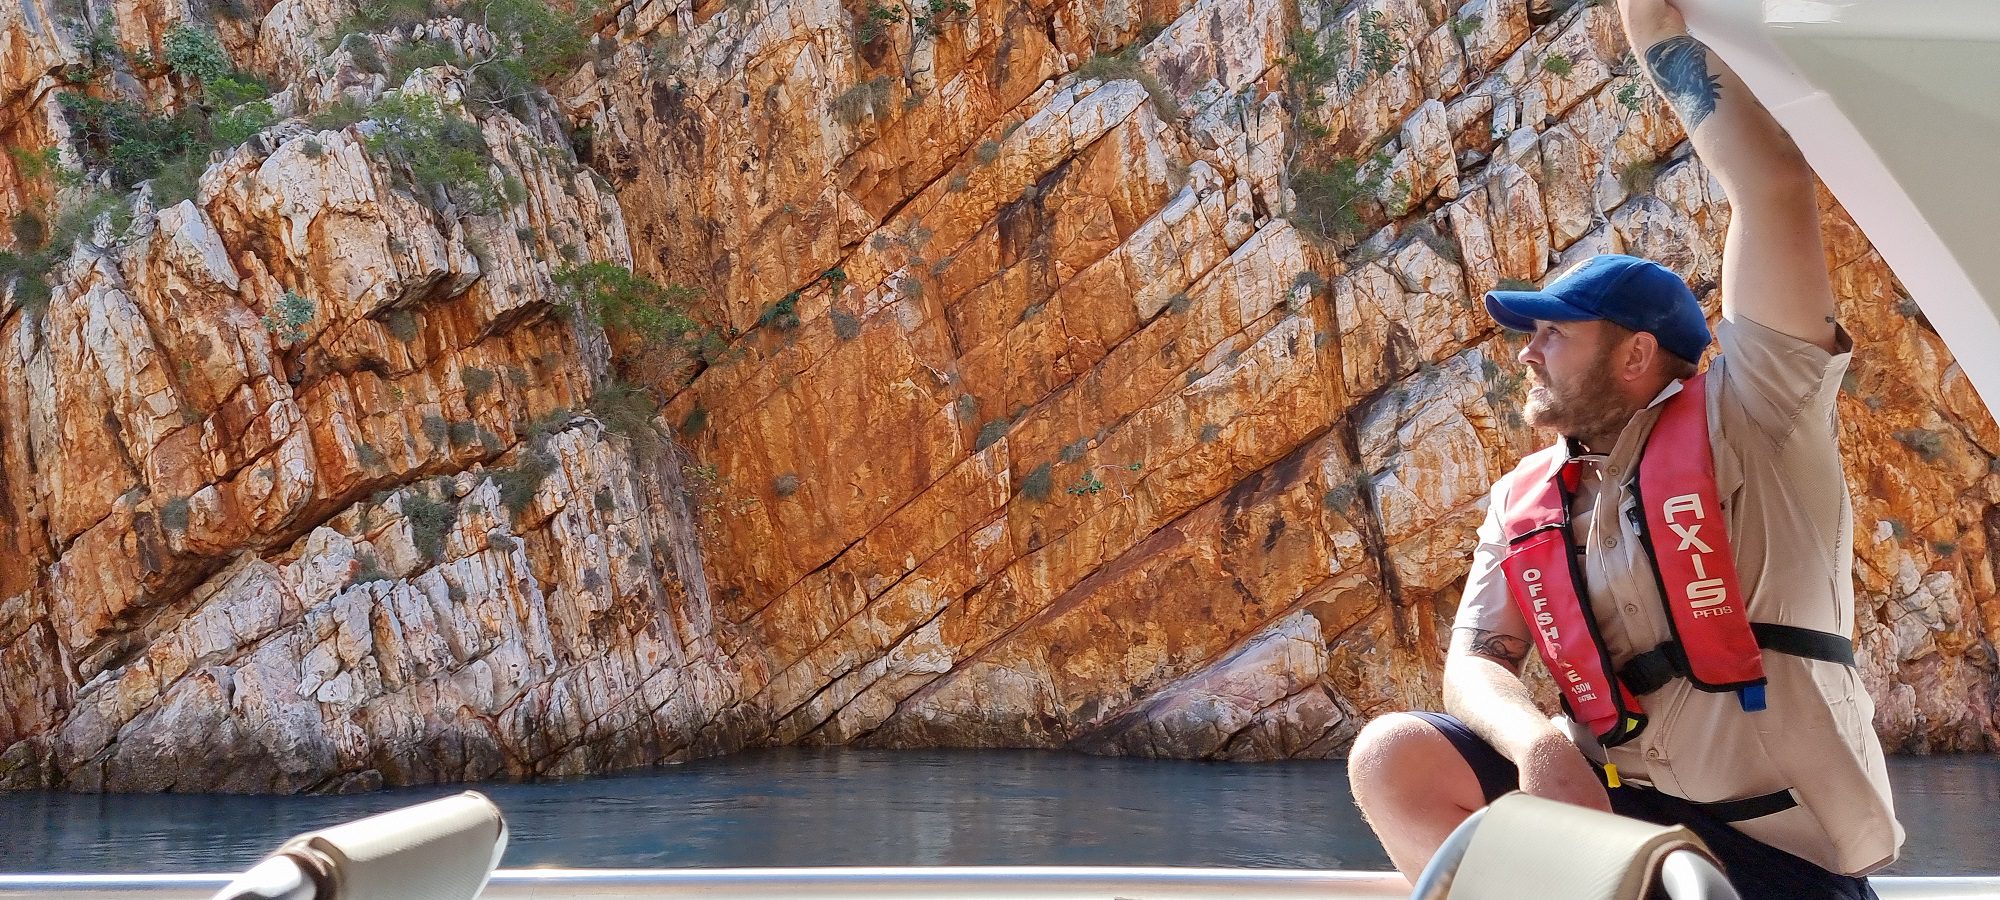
left=1344, top=0, right=1902, bottom=897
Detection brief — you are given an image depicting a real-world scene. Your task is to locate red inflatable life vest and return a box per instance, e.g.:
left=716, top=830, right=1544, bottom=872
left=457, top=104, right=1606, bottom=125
left=1496, top=374, right=1765, bottom=746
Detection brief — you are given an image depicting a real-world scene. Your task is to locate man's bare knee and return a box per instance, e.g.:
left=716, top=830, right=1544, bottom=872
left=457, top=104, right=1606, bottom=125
left=1352, top=716, right=1497, bottom=825
left=1349, top=713, right=1466, bottom=800
left=1347, top=714, right=1489, bottom=879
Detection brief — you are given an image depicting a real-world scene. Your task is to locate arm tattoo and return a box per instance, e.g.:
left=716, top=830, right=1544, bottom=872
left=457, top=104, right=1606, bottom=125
left=1644, top=35, right=1723, bottom=132
left=1454, top=627, right=1530, bottom=666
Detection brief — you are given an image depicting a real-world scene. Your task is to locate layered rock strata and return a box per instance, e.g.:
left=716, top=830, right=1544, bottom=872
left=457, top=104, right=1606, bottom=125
left=0, top=0, right=1994, bottom=792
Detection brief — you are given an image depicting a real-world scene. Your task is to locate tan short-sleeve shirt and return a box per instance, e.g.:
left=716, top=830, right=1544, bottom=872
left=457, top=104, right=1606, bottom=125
left=1454, top=315, right=1903, bottom=876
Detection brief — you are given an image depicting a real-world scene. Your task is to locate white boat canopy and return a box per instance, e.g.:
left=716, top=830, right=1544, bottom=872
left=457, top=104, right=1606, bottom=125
left=1679, top=0, right=2000, bottom=415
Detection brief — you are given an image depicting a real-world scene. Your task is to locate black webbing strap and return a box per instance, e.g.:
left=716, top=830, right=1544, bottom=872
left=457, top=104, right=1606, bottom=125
left=1618, top=623, right=1856, bottom=696
left=1619, top=643, right=1689, bottom=696
left=1751, top=622, right=1859, bottom=665
left=1697, top=788, right=1799, bottom=822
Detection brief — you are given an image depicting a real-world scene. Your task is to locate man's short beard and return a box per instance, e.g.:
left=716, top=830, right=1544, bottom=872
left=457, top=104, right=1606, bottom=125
left=1523, top=350, right=1637, bottom=445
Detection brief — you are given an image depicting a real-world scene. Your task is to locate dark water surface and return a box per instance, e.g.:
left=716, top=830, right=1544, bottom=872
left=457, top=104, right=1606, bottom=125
left=1, top=749, right=1993, bottom=875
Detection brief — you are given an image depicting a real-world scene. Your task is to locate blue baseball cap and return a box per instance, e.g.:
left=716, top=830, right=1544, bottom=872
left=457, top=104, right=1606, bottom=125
left=1484, top=254, right=1710, bottom=364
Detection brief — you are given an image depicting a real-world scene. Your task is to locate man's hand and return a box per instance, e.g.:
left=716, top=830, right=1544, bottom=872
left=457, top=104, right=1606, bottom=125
left=1517, top=732, right=1614, bottom=813
left=1617, top=0, right=1840, bottom=353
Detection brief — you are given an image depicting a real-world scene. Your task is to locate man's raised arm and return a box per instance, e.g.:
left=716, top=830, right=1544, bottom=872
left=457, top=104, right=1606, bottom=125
left=1620, top=0, right=1840, bottom=352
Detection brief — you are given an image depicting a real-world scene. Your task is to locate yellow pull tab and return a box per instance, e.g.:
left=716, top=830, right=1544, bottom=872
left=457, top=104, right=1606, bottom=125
left=1604, top=763, right=1622, bottom=789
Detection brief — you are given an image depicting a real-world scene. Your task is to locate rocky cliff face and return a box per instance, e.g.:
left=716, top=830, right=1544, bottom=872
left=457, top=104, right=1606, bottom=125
left=1, top=0, right=1994, bottom=793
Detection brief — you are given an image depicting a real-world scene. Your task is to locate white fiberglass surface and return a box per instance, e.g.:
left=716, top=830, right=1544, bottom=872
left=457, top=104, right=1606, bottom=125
left=1770, top=24, right=2000, bottom=378
left=1678, top=0, right=2000, bottom=414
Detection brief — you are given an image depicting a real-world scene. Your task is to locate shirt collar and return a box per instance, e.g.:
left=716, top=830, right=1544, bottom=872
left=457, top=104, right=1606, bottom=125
left=1645, top=379, right=1687, bottom=409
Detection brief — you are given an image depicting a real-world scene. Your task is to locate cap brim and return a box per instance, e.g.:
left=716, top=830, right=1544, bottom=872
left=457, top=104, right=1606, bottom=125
left=1484, top=290, right=1600, bottom=332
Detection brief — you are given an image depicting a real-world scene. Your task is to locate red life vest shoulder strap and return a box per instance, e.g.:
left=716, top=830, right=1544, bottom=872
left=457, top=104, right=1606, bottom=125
left=1494, top=444, right=1645, bottom=746
left=1497, top=445, right=1570, bottom=538
left=1633, top=373, right=1766, bottom=693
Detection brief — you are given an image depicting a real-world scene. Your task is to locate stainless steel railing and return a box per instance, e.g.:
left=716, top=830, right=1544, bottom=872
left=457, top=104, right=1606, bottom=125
left=1, top=868, right=1995, bottom=900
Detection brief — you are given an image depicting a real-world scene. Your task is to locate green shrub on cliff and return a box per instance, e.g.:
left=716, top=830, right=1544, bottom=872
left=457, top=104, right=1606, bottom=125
left=5, top=211, right=42, bottom=253
left=342, top=0, right=445, bottom=34
left=163, top=24, right=231, bottom=85
left=261, top=290, right=316, bottom=344
left=679, top=406, right=708, bottom=438
left=461, top=366, right=497, bottom=404
left=56, top=93, right=203, bottom=191
left=387, top=38, right=470, bottom=83
left=308, top=96, right=374, bottom=132
left=493, top=444, right=557, bottom=513
left=334, top=0, right=592, bottom=117
left=211, top=100, right=278, bottom=147
left=855, top=1, right=902, bottom=43
left=1075, top=45, right=1178, bottom=121
left=401, top=488, right=458, bottom=563
left=1288, top=153, right=1389, bottom=243
left=364, top=92, right=503, bottom=214
left=556, top=264, right=704, bottom=342
left=465, top=0, right=594, bottom=83
left=1893, top=428, right=1948, bottom=464
left=349, top=550, right=394, bottom=585
left=553, top=262, right=720, bottom=366
left=160, top=496, right=192, bottom=532
left=1352, top=10, right=1403, bottom=86
left=1019, top=462, right=1054, bottom=502
left=831, top=76, right=893, bottom=126
left=850, top=0, right=967, bottom=43
left=3, top=188, right=134, bottom=313
left=587, top=378, right=666, bottom=454
left=1284, top=28, right=1343, bottom=119
left=216, top=71, right=276, bottom=107
left=165, top=25, right=275, bottom=113
left=48, top=20, right=277, bottom=228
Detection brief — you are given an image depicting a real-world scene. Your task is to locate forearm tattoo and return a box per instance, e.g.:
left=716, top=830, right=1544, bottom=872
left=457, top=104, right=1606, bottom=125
left=1454, top=627, right=1530, bottom=666
left=1644, top=35, right=1723, bottom=132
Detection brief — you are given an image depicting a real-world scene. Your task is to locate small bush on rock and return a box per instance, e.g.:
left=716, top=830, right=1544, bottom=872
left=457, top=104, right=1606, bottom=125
left=211, top=100, right=277, bottom=147
left=588, top=378, right=666, bottom=453
left=554, top=262, right=723, bottom=382
left=160, top=496, right=192, bottom=532
left=57, top=93, right=203, bottom=191
left=261, top=290, right=315, bottom=344
left=461, top=366, right=496, bottom=404
left=309, top=96, right=374, bottom=131
left=1289, top=153, right=1389, bottom=243
left=364, top=92, right=502, bottom=215
left=401, top=488, right=458, bottom=563
left=493, top=445, right=557, bottom=513
left=1075, top=45, right=1178, bottom=121
left=163, top=24, right=231, bottom=85
left=334, top=0, right=446, bottom=44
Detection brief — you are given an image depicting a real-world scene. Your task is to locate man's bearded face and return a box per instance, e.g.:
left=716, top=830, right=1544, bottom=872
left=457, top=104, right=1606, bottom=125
left=1519, top=321, right=1632, bottom=440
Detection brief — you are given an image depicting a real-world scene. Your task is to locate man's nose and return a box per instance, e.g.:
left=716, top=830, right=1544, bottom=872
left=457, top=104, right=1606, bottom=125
left=1518, top=332, right=1544, bottom=366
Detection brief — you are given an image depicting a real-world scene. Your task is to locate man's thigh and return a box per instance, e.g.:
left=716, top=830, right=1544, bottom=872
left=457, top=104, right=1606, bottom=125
left=1406, top=712, right=1877, bottom=900
left=1405, top=711, right=1519, bottom=803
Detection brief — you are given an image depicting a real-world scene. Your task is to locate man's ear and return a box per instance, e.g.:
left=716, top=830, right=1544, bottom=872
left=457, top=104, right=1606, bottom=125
left=1621, top=330, right=1662, bottom=383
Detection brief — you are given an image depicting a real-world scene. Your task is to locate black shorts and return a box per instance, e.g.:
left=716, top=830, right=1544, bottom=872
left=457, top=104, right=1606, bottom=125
left=1409, top=711, right=1878, bottom=900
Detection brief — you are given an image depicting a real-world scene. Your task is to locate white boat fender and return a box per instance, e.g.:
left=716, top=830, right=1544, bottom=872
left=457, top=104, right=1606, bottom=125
left=210, top=791, right=508, bottom=900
